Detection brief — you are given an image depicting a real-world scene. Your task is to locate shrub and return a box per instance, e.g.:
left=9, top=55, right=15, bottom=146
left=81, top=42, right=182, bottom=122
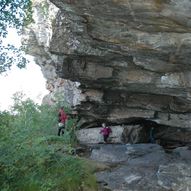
left=0, top=95, right=97, bottom=191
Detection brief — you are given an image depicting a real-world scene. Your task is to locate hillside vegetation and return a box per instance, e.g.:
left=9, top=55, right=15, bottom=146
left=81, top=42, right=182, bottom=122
left=0, top=93, right=97, bottom=191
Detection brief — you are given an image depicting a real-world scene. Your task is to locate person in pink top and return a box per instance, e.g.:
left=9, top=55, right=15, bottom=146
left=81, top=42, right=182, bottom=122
left=58, top=107, right=68, bottom=136
left=100, top=123, right=112, bottom=143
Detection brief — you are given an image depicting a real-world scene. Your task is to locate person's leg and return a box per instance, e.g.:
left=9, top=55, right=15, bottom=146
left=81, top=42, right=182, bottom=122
left=104, top=135, right=108, bottom=143
left=61, top=127, right=65, bottom=135
left=58, top=127, right=62, bottom=136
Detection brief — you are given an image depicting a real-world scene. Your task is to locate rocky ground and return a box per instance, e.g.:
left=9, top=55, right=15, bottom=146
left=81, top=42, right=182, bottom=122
left=77, top=143, right=191, bottom=191
left=75, top=126, right=191, bottom=191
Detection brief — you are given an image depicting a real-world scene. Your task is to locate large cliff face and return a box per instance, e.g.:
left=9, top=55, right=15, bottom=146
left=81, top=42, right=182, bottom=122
left=24, top=0, right=191, bottom=131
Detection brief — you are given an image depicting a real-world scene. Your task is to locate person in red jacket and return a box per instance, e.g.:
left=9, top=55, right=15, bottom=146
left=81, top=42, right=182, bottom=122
left=58, top=107, right=68, bottom=136
left=100, top=123, right=112, bottom=143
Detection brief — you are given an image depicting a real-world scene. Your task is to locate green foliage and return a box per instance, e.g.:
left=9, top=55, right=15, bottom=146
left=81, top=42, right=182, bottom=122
left=0, top=0, right=33, bottom=73
left=0, top=0, right=33, bottom=37
left=0, top=94, right=97, bottom=191
left=0, top=110, right=11, bottom=128
left=0, top=44, right=29, bottom=73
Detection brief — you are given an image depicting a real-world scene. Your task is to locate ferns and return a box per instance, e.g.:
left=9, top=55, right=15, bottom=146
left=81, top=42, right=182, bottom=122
left=0, top=96, right=97, bottom=191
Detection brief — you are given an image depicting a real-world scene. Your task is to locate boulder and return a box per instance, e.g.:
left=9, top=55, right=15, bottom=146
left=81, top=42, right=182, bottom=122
left=76, top=125, right=152, bottom=145
left=91, top=144, right=166, bottom=164
left=93, top=144, right=191, bottom=191
left=76, top=126, right=124, bottom=144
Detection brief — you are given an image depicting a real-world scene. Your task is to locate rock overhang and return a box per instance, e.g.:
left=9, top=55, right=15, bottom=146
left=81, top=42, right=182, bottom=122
left=23, top=0, right=191, bottom=132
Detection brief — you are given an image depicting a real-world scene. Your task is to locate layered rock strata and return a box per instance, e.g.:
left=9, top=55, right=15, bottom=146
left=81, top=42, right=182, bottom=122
left=23, top=0, right=191, bottom=137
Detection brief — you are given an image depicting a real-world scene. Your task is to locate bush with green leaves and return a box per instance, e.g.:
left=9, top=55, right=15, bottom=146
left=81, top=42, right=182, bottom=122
left=0, top=95, right=97, bottom=191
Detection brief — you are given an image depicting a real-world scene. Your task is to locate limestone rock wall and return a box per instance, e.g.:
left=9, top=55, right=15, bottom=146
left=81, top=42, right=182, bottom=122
left=22, top=0, right=83, bottom=107
left=23, top=0, right=191, bottom=131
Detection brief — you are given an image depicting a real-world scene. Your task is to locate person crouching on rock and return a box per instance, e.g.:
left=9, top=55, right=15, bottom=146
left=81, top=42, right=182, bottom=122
left=100, top=123, right=112, bottom=143
left=58, top=107, right=68, bottom=136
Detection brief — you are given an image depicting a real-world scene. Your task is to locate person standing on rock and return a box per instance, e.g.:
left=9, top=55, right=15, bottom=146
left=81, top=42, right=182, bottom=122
left=100, top=123, right=112, bottom=143
left=58, top=107, right=68, bottom=136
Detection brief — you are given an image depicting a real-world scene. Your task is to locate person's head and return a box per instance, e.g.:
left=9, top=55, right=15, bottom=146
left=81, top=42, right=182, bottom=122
left=102, top=123, right=106, bottom=127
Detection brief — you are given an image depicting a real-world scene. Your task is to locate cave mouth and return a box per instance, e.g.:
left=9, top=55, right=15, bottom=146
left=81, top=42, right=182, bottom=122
left=111, top=118, right=191, bottom=151
left=76, top=117, right=191, bottom=152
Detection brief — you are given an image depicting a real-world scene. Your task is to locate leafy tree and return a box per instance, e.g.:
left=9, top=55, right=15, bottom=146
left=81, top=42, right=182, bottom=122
left=0, top=0, right=33, bottom=73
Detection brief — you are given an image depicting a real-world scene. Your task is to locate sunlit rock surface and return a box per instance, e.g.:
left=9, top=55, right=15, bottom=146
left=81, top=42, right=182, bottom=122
left=76, top=125, right=128, bottom=144
left=22, top=0, right=83, bottom=107
left=23, top=0, right=191, bottom=137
